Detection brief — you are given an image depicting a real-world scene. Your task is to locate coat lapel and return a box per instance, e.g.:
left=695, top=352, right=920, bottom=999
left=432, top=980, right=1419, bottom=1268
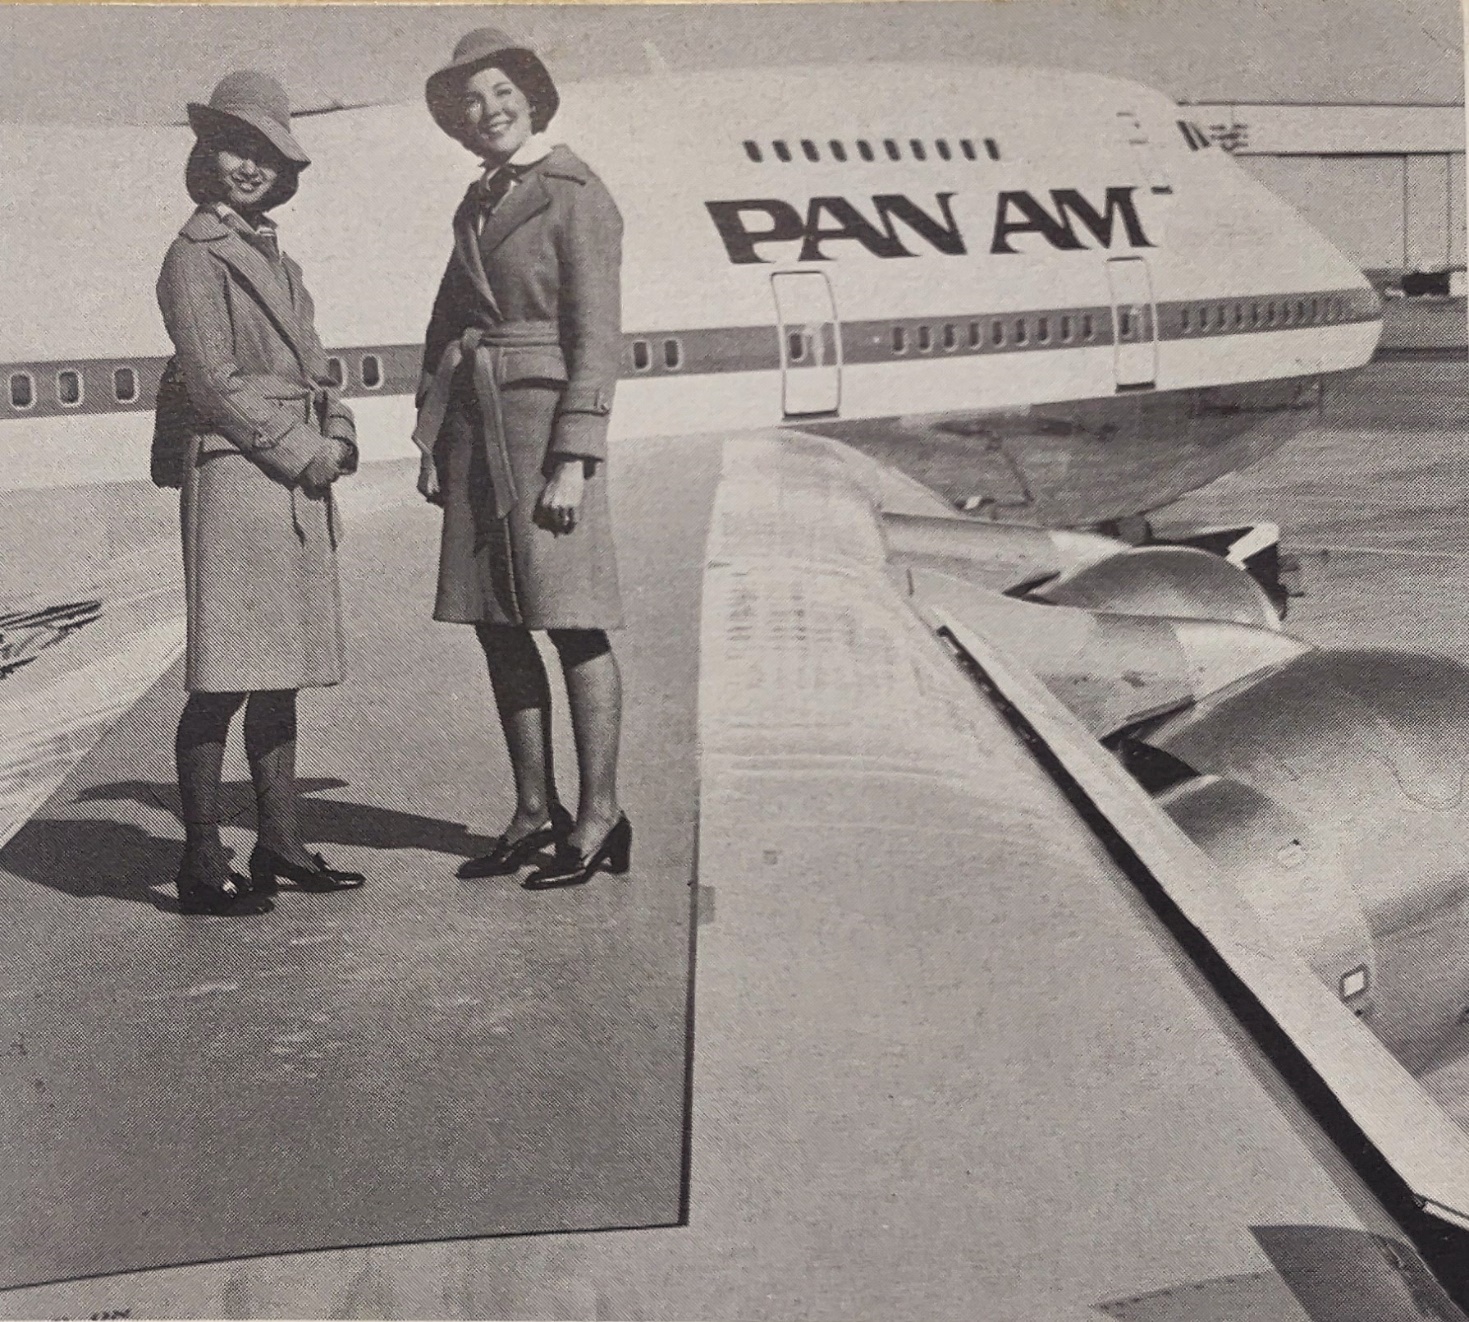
left=476, top=170, right=551, bottom=258
left=452, top=192, right=503, bottom=320
left=210, top=229, right=311, bottom=370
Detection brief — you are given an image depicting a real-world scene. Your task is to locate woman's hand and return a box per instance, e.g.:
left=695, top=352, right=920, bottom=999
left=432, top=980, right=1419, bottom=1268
left=537, top=460, right=585, bottom=535
left=300, top=443, right=341, bottom=498
left=417, top=450, right=442, bottom=506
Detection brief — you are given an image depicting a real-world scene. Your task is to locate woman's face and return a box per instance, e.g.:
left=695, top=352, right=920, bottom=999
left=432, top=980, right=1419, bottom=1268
left=459, top=66, right=533, bottom=162
left=214, top=139, right=282, bottom=213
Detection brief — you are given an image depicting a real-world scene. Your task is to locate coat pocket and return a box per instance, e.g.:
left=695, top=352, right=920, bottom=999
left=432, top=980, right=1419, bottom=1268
left=496, top=346, right=568, bottom=389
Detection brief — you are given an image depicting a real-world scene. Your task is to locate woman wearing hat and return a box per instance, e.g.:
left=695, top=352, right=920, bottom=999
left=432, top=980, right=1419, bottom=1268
left=415, top=29, right=629, bottom=890
left=155, top=71, right=365, bottom=914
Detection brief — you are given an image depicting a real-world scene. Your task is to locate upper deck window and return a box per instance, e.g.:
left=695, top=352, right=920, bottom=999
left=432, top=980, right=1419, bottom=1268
left=935, top=139, right=952, bottom=161
left=801, top=139, right=820, bottom=162
left=884, top=139, right=901, bottom=161
left=743, top=140, right=762, bottom=163
left=829, top=140, right=847, bottom=163
left=909, top=139, right=927, bottom=161
left=856, top=140, right=875, bottom=162
left=57, top=369, right=82, bottom=406
left=10, top=373, right=34, bottom=409
left=360, top=354, right=383, bottom=388
left=113, top=367, right=137, bottom=402
left=960, top=139, right=978, bottom=161
left=773, top=140, right=792, bottom=163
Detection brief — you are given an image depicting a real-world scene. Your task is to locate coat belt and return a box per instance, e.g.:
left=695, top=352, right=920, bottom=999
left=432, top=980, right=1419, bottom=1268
left=413, top=321, right=561, bottom=521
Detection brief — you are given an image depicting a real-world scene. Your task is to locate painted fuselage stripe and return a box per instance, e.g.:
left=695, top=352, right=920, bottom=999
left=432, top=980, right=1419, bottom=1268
left=1, top=287, right=1379, bottom=419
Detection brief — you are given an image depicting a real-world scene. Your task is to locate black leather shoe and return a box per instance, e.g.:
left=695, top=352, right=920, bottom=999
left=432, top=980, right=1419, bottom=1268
left=250, top=844, right=365, bottom=893
left=523, top=814, right=631, bottom=891
left=458, top=803, right=574, bottom=880
left=177, top=846, right=274, bottom=916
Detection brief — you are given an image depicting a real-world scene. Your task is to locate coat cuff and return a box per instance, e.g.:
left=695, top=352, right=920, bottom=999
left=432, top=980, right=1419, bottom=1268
left=550, top=411, right=609, bottom=463
left=254, top=421, right=328, bottom=482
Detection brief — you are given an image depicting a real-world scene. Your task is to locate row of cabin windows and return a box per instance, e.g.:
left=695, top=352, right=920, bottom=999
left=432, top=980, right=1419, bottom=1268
left=7, top=354, right=386, bottom=410
left=893, top=313, right=1101, bottom=355
left=744, top=136, right=1001, bottom=165
left=1178, top=296, right=1349, bottom=334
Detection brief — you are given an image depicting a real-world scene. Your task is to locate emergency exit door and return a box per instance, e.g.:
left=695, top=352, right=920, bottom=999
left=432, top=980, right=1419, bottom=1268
left=1106, top=256, right=1158, bottom=391
left=772, top=271, right=841, bottom=417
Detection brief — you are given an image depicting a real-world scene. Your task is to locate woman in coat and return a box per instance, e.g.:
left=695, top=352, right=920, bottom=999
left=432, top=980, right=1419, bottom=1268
left=415, top=29, right=629, bottom=890
left=156, top=71, right=365, bottom=914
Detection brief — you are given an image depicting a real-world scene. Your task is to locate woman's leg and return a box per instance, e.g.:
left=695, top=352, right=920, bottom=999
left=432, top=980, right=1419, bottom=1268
left=244, top=688, right=311, bottom=867
left=176, top=690, right=247, bottom=856
left=476, top=624, right=563, bottom=841
left=548, top=629, right=622, bottom=852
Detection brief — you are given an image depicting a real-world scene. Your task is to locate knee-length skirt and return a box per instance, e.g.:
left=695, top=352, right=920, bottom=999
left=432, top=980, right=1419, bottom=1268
left=181, top=446, right=345, bottom=692
left=433, top=380, right=623, bottom=629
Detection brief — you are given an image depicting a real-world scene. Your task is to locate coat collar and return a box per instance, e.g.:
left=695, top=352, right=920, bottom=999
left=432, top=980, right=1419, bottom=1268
left=179, top=206, right=310, bottom=370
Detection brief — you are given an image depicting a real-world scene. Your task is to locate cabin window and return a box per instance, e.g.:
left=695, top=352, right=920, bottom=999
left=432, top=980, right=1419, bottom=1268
left=324, top=356, right=345, bottom=387
left=632, top=340, right=651, bottom=371
left=915, top=325, right=931, bottom=352
left=892, top=326, right=907, bottom=354
left=960, top=139, right=978, bottom=161
left=743, top=140, right=762, bottom=163
left=1014, top=318, right=1028, bottom=345
left=1214, top=304, right=1227, bottom=331
left=991, top=320, right=1006, bottom=347
left=942, top=323, right=957, bottom=351
left=57, top=369, right=82, bottom=406
left=910, top=139, right=927, bottom=161
left=801, top=139, right=820, bottom=162
left=1181, top=307, right=1192, bottom=333
left=968, top=321, right=982, bottom=348
left=829, top=140, right=847, bottom=162
left=113, top=366, right=138, bottom=402
left=935, top=139, right=952, bottom=161
left=1059, top=315, right=1072, bottom=342
left=1037, top=316, right=1050, bottom=344
left=1295, top=299, right=1306, bottom=323
left=360, top=354, right=383, bottom=388
left=856, top=139, right=875, bottom=162
left=1081, top=313, right=1095, bottom=340
left=1233, top=303, right=1244, bottom=328
left=884, top=139, right=901, bottom=161
left=1336, top=297, right=1346, bottom=320
left=787, top=331, right=806, bottom=363
left=1310, top=297, right=1320, bottom=322
left=10, top=372, right=34, bottom=409
left=1117, top=309, right=1133, bottom=339
left=663, top=338, right=682, bottom=370
left=984, top=138, right=1001, bottom=160
left=773, top=140, right=792, bottom=163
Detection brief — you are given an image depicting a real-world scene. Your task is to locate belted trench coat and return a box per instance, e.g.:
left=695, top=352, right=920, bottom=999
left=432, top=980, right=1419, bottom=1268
left=417, top=145, right=624, bottom=629
left=157, top=207, right=357, bottom=692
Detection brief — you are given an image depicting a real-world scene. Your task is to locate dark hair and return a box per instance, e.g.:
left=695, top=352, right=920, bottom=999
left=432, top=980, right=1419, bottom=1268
left=185, top=130, right=301, bottom=210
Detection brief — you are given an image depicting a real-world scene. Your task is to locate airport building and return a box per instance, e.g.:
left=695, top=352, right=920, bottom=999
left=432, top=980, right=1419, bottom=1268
left=1185, top=101, right=1467, bottom=291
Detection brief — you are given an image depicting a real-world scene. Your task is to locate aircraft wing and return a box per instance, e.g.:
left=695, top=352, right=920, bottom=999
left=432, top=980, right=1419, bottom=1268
left=3, top=435, right=1469, bottom=1320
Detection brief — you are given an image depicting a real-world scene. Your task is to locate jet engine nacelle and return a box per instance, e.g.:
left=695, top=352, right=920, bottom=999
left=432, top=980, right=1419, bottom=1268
left=1033, top=546, right=1281, bottom=629
left=1127, top=650, right=1469, bottom=1073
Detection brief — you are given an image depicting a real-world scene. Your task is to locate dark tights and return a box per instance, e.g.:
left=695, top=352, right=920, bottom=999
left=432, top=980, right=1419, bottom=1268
left=475, top=626, right=622, bottom=851
left=176, top=689, right=308, bottom=861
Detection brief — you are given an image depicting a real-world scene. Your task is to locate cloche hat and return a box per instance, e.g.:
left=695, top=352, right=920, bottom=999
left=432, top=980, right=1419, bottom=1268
left=425, top=28, right=560, bottom=142
left=187, top=70, right=311, bottom=167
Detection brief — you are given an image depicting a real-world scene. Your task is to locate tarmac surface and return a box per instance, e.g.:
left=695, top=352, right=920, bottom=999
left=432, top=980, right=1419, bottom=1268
left=0, top=437, right=720, bottom=1288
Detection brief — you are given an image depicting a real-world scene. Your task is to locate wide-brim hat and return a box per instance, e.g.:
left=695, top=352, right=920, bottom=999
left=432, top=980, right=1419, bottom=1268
left=187, top=70, right=310, bottom=168
left=425, top=27, right=560, bottom=142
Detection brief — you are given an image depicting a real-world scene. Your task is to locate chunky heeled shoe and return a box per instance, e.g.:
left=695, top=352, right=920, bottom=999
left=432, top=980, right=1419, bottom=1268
left=522, top=814, right=631, bottom=891
left=177, top=846, right=273, bottom=916
left=458, top=802, right=575, bottom=880
left=249, top=844, right=365, bottom=894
